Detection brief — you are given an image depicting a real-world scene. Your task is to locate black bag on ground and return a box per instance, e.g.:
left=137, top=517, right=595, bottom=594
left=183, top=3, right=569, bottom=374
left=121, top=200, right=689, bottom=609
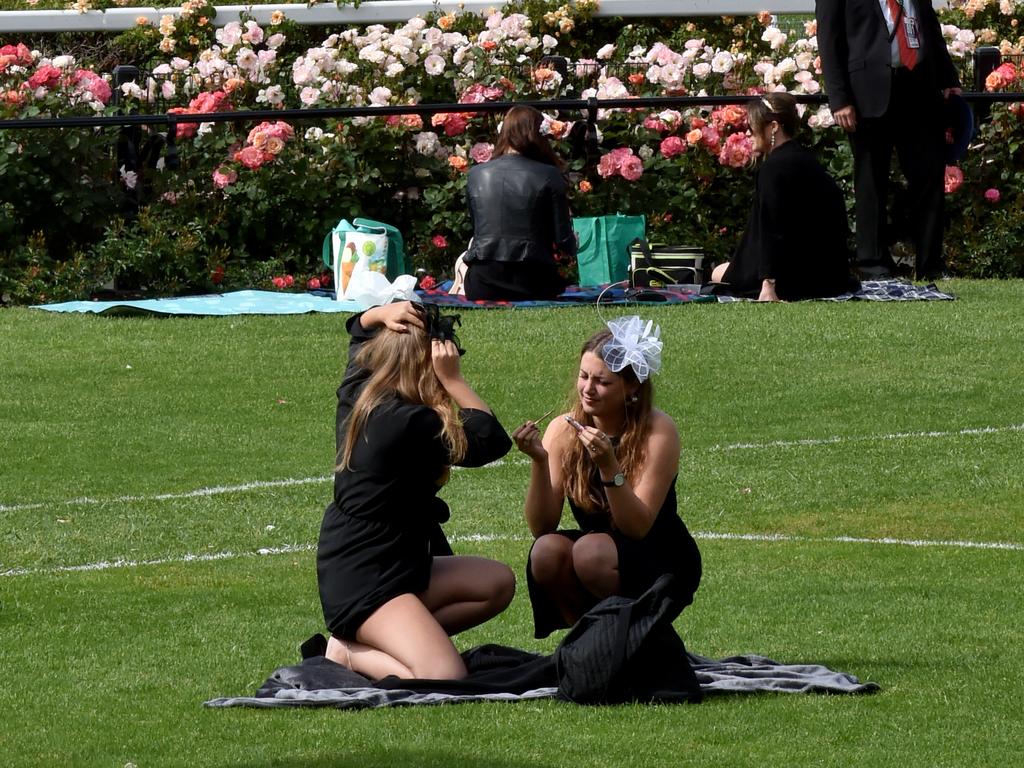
left=554, top=574, right=702, bottom=705
left=629, top=238, right=705, bottom=288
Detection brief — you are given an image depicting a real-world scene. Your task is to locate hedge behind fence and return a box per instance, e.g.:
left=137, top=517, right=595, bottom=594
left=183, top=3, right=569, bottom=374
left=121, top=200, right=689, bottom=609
left=2, top=0, right=1024, bottom=304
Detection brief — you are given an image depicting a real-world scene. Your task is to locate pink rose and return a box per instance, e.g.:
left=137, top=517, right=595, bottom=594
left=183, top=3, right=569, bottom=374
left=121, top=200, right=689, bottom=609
left=700, top=125, right=721, bottom=153
left=660, top=135, right=686, bottom=159
left=431, top=234, right=448, bottom=249
left=984, top=188, right=1001, bottom=203
left=74, top=69, right=111, bottom=104
left=167, top=108, right=199, bottom=140
left=234, top=145, right=266, bottom=169
left=597, top=153, right=619, bottom=178
left=620, top=155, right=644, bottom=182
left=442, top=113, right=469, bottom=137
left=718, top=132, right=753, bottom=168
left=27, top=65, right=62, bottom=90
left=419, top=275, right=438, bottom=290
left=643, top=117, right=669, bottom=133
left=470, top=142, right=493, bottom=163
left=307, top=277, right=321, bottom=290
left=944, top=166, right=964, bottom=194
left=212, top=165, right=238, bottom=189
left=283, top=275, right=294, bottom=287
left=272, top=276, right=286, bottom=289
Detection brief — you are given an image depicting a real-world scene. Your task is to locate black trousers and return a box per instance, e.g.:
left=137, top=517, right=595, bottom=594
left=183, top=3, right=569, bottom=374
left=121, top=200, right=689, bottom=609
left=851, top=67, right=947, bottom=278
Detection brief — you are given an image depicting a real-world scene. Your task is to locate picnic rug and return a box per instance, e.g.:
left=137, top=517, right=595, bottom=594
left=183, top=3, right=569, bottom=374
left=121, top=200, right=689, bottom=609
left=204, top=645, right=879, bottom=710
left=32, top=284, right=709, bottom=317
left=33, top=279, right=952, bottom=317
left=714, top=278, right=956, bottom=303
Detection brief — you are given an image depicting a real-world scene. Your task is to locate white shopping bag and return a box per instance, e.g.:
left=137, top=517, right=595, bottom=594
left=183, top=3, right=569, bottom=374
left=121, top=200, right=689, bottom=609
left=332, top=227, right=389, bottom=300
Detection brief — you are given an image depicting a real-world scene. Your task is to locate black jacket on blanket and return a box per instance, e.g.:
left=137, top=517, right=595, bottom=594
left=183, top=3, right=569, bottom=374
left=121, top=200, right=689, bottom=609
left=269, top=575, right=701, bottom=704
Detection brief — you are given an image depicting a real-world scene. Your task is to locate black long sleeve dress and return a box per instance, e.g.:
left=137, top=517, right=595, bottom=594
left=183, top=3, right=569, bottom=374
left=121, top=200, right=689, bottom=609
left=526, top=475, right=702, bottom=639
left=317, top=315, right=512, bottom=640
left=722, top=141, right=859, bottom=300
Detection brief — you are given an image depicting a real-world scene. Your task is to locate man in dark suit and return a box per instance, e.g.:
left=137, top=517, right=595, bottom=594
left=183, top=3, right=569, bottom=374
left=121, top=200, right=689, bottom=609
left=816, top=0, right=961, bottom=279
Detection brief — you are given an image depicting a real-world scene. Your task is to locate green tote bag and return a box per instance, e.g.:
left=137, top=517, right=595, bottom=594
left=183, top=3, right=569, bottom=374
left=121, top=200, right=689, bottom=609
left=574, top=214, right=646, bottom=286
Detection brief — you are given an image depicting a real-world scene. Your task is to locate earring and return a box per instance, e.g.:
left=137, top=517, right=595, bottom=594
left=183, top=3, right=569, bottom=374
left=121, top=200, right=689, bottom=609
left=770, top=129, right=776, bottom=151
left=629, top=394, right=639, bottom=404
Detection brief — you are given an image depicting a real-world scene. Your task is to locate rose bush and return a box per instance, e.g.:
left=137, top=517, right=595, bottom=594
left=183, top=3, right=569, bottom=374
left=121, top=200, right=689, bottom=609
left=2, top=0, right=1024, bottom=303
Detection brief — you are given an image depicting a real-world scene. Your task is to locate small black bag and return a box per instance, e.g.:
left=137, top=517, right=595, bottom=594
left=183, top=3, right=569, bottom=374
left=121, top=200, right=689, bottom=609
left=554, top=574, right=702, bottom=705
left=628, top=238, right=705, bottom=288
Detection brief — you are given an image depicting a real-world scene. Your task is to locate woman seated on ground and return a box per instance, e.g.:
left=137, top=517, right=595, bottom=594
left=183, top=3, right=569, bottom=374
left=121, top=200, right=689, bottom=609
left=511, top=317, right=702, bottom=638
left=710, top=92, right=860, bottom=301
left=317, top=301, right=515, bottom=680
left=462, top=105, right=577, bottom=301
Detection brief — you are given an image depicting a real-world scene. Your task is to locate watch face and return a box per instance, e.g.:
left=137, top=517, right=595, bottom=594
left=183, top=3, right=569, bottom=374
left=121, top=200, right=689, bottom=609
left=613, top=472, right=625, bottom=486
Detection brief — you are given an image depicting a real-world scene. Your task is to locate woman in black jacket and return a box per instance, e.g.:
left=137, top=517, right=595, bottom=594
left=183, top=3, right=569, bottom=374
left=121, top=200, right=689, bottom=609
left=463, top=106, right=577, bottom=301
left=710, top=92, right=859, bottom=301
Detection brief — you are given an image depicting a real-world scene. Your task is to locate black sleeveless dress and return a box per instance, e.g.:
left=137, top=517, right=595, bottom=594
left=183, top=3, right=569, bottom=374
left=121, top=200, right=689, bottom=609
left=317, top=314, right=512, bottom=640
left=525, top=479, right=702, bottom=639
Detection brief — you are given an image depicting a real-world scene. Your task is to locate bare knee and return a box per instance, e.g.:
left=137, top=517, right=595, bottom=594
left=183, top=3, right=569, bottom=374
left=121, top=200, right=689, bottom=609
left=491, top=562, right=516, bottom=613
left=530, top=534, right=574, bottom=585
left=711, top=262, right=729, bottom=282
left=572, top=534, right=619, bottom=595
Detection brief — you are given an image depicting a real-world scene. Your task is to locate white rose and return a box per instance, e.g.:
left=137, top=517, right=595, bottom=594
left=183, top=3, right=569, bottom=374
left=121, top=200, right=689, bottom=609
left=596, top=43, right=616, bottom=60
left=423, top=54, right=445, bottom=76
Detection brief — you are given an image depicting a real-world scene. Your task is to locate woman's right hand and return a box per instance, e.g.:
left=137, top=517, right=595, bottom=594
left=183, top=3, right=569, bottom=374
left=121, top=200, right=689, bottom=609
left=512, top=421, right=547, bottom=462
left=361, top=301, right=424, bottom=332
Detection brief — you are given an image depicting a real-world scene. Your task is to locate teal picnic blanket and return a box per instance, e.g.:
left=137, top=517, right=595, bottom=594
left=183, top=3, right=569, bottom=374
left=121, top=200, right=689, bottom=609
left=33, top=285, right=708, bottom=317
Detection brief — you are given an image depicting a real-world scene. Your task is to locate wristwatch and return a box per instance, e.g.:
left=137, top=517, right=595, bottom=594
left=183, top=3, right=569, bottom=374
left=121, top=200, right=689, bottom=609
left=601, top=472, right=625, bottom=488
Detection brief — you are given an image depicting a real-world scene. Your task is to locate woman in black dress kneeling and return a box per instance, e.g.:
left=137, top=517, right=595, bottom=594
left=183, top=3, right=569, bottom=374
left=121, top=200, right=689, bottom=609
left=511, top=316, right=701, bottom=638
left=317, top=301, right=515, bottom=680
left=711, top=92, right=859, bottom=301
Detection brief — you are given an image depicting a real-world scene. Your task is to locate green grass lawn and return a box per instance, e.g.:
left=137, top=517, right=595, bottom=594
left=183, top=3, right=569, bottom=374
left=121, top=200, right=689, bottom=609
left=2, top=281, right=1022, bottom=767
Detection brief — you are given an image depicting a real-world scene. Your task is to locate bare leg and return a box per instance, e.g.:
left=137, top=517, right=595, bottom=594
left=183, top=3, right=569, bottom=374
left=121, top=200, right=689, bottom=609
left=353, top=593, right=468, bottom=680
left=711, top=262, right=729, bottom=283
left=325, top=556, right=514, bottom=681
left=571, top=533, right=621, bottom=599
left=418, top=555, right=516, bottom=635
left=325, top=634, right=414, bottom=680
left=530, top=534, right=595, bottom=627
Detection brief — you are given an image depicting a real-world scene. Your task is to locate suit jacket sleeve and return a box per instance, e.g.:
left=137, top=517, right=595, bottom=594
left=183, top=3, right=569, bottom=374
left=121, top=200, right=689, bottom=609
left=919, top=1, right=961, bottom=90
left=815, top=0, right=853, bottom=113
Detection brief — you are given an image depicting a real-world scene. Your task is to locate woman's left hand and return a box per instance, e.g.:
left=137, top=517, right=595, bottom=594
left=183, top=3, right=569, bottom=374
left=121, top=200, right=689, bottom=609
left=576, top=425, right=616, bottom=471
left=431, top=338, right=463, bottom=385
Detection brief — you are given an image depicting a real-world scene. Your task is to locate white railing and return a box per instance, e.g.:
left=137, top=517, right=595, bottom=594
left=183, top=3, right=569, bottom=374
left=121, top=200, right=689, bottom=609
left=0, top=1, right=953, bottom=35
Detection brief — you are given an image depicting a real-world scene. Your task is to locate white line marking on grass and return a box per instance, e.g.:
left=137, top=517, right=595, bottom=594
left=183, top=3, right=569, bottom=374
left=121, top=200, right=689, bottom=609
left=0, top=459, right=528, bottom=514
left=0, top=476, right=333, bottom=514
left=710, top=422, right=1024, bottom=452
left=4, top=531, right=1019, bottom=579
left=692, top=531, right=1024, bottom=551
left=6, top=424, right=1022, bottom=514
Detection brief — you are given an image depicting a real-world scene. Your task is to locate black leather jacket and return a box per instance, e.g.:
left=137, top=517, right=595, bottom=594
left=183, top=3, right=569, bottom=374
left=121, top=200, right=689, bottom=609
left=464, top=154, right=577, bottom=264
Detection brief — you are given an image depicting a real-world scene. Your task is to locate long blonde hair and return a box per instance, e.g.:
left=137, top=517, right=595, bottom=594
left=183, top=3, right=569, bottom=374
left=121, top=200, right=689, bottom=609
left=563, top=329, right=653, bottom=513
left=337, top=326, right=467, bottom=471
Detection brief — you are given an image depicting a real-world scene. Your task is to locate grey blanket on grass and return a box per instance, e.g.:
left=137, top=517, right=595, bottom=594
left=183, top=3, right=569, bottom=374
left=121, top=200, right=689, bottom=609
left=205, top=652, right=878, bottom=709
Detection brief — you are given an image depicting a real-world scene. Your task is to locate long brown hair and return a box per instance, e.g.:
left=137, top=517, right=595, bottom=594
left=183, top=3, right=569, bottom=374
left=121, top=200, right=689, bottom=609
left=337, top=326, right=467, bottom=471
left=563, top=329, right=653, bottom=513
left=493, top=105, right=565, bottom=170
